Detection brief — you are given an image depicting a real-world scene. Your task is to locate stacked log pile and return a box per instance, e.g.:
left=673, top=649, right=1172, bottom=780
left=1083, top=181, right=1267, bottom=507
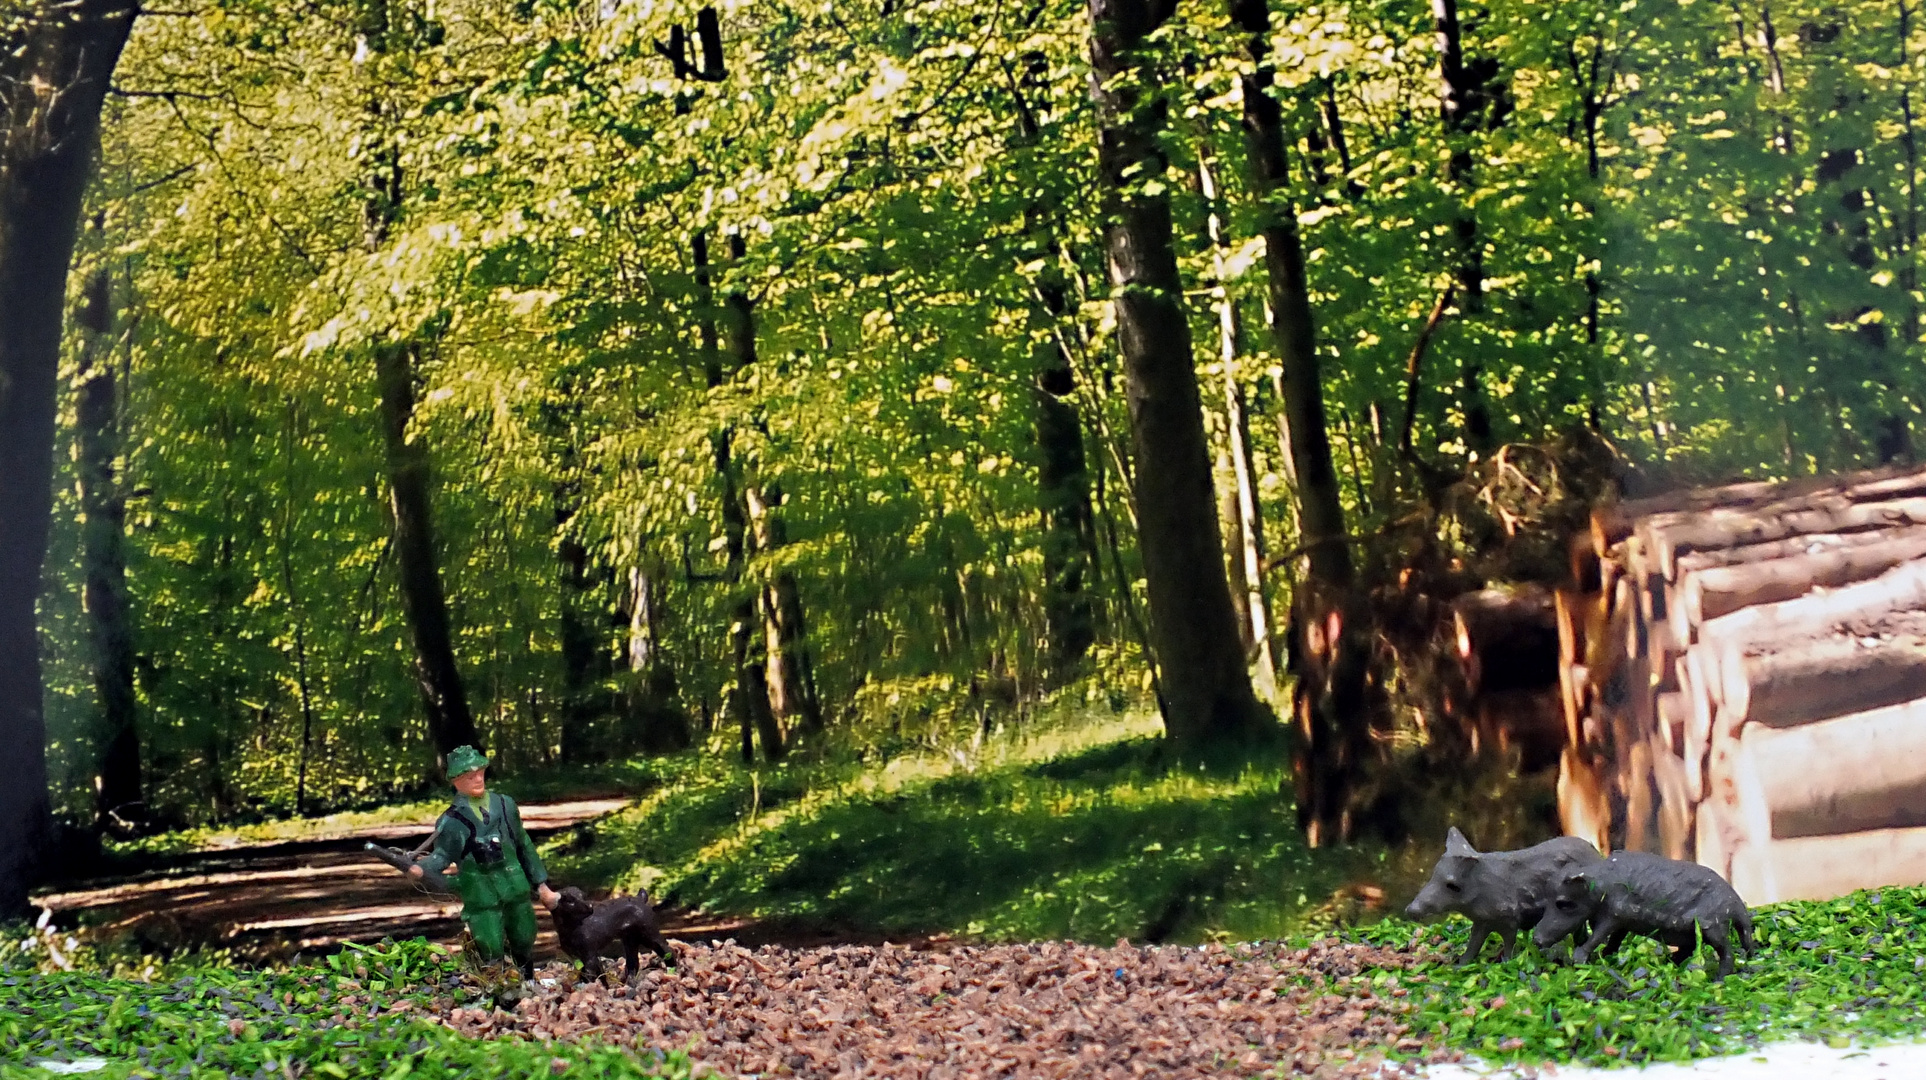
left=1558, top=463, right=1926, bottom=905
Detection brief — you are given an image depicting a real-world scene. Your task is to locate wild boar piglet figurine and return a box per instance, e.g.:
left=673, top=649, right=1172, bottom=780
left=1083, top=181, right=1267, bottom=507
left=1405, top=826, right=1603, bottom=965
left=1531, top=850, right=1755, bottom=980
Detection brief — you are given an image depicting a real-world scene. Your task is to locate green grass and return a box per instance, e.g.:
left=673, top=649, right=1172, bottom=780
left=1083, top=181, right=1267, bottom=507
left=542, top=710, right=1384, bottom=944
left=1345, top=886, right=1926, bottom=1068
left=0, top=938, right=689, bottom=1080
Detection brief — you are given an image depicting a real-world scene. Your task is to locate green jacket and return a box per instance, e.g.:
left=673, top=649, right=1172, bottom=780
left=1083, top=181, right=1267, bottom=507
left=418, top=791, right=548, bottom=909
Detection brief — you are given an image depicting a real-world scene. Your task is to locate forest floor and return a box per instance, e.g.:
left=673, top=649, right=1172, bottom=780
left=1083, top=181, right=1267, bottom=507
left=17, top=714, right=1925, bottom=1078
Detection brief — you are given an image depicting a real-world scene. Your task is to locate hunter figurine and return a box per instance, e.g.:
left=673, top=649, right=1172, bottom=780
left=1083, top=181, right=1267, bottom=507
left=408, top=745, right=559, bottom=979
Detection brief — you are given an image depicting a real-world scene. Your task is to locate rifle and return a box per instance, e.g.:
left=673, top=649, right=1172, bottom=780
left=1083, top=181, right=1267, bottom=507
left=363, top=835, right=458, bottom=896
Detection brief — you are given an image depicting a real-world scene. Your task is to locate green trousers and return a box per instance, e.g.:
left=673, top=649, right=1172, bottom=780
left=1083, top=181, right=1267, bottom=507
left=459, top=863, right=538, bottom=971
left=465, top=898, right=537, bottom=968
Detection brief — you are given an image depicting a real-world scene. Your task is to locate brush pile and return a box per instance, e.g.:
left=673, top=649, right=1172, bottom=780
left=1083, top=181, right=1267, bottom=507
left=1556, top=463, right=1926, bottom=904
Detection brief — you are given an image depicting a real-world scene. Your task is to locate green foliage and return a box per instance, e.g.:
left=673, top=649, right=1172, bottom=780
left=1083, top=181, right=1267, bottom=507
left=1346, top=887, right=1926, bottom=1067
left=40, top=0, right=1926, bottom=827
left=0, top=937, right=692, bottom=1080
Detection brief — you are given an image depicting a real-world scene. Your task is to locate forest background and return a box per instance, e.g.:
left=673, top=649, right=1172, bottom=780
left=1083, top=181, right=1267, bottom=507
left=2, top=0, right=1919, bottom=925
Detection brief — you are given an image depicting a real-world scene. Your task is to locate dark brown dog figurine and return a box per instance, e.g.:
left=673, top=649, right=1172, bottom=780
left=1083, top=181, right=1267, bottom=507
left=550, top=886, right=676, bottom=982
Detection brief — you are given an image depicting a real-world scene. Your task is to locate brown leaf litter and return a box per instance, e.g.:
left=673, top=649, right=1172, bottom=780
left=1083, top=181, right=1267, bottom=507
left=432, top=938, right=1461, bottom=1078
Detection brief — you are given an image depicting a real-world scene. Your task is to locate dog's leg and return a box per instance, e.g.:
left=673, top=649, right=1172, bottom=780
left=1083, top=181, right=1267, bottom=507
left=624, top=938, right=642, bottom=985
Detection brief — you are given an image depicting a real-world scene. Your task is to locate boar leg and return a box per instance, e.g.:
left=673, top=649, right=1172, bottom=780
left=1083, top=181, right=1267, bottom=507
left=1495, top=927, right=1521, bottom=961
left=1459, top=923, right=1497, bottom=965
left=1700, top=918, right=1736, bottom=980
left=1571, top=912, right=1622, bottom=965
left=1734, top=913, right=1758, bottom=957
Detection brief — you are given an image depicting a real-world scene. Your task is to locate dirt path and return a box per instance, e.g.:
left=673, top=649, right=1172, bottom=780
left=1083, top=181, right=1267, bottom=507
left=28, top=798, right=868, bottom=961
left=443, top=938, right=1448, bottom=1079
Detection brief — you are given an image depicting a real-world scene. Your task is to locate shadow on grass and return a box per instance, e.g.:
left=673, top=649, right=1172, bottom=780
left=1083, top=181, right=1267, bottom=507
left=555, top=724, right=1379, bottom=946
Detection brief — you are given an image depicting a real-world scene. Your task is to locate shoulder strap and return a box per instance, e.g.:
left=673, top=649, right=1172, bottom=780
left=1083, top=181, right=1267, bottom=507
left=442, top=804, right=479, bottom=854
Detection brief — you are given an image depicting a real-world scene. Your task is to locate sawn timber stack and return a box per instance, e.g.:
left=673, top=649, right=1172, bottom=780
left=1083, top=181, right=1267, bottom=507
left=1558, top=463, right=1926, bottom=904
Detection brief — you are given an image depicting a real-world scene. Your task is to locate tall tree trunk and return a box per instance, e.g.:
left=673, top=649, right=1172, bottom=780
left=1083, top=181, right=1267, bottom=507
left=0, top=0, right=136, bottom=915
left=556, top=507, right=602, bottom=763
left=359, top=3, right=479, bottom=762
left=1088, top=0, right=1267, bottom=745
left=1005, top=62, right=1100, bottom=679
left=1197, top=153, right=1278, bottom=696
left=697, top=231, right=784, bottom=762
left=1225, top=0, right=1375, bottom=843
left=624, top=564, right=691, bottom=753
left=1433, top=0, right=1496, bottom=452
left=1034, top=277, right=1100, bottom=676
left=281, top=400, right=321, bottom=818
left=377, top=343, right=481, bottom=756
left=749, top=483, right=824, bottom=736
left=76, top=270, right=141, bottom=834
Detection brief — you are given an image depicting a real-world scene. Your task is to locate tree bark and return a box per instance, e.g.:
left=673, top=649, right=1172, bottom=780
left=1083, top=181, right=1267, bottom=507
left=1004, top=65, right=1100, bottom=679
left=695, top=229, right=781, bottom=760
left=0, top=0, right=137, bottom=915
left=749, top=483, right=824, bottom=736
left=624, top=564, right=691, bottom=754
left=376, top=343, right=480, bottom=756
left=359, top=4, right=479, bottom=764
left=1033, top=276, right=1099, bottom=676
left=1222, top=0, right=1360, bottom=836
left=75, top=269, right=141, bottom=834
left=556, top=512, right=602, bottom=763
left=1197, top=154, right=1276, bottom=693
left=1644, top=495, right=1926, bottom=579
left=1674, top=527, right=1926, bottom=634
left=1088, top=0, right=1267, bottom=745
left=1716, top=635, right=1926, bottom=732
left=281, top=400, right=321, bottom=817
left=1432, top=0, right=1494, bottom=451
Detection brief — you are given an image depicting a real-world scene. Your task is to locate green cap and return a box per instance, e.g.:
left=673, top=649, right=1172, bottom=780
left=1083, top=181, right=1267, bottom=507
left=445, top=745, right=490, bottom=780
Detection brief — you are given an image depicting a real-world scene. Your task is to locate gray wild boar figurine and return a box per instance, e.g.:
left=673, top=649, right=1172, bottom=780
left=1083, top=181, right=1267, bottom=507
left=1405, top=827, right=1603, bottom=965
left=1531, top=850, right=1755, bottom=980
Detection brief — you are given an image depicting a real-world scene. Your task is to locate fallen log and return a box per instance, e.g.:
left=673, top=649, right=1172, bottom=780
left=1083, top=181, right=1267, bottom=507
left=1733, top=700, right=1926, bottom=840
left=1725, top=827, right=1926, bottom=905
left=1670, top=528, right=1926, bottom=643
left=1696, top=557, right=1926, bottom=655
left=1646, top=496, right=1926, bottom=580
left=1672, top=523, right=1926, bottom=579
left=1587, top=463, right=1926, bottom=555
left=1452, top=587, right=1560, bottom=695
left=1716, top=635, right=1926, bottom=732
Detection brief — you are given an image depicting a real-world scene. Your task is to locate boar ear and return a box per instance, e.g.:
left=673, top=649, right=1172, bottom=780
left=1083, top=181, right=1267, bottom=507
left=1444, top=827, right=1475, bottom=855
left=1563, top=871, right=1589, bottom=887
